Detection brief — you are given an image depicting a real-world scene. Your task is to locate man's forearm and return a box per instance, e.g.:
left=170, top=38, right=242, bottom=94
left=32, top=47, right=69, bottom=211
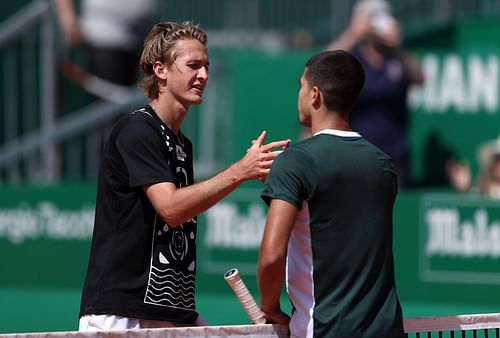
left=145, top=131, right=289, bottom=227
left=257, top=199, right=297, bottom=313
left=401, top=50, right=424, bottom=85
left=325, top=30, right=358, bottom=51
left=258, top=258, right=285, bottom=314
left=152, top=162, right=246, bottom=226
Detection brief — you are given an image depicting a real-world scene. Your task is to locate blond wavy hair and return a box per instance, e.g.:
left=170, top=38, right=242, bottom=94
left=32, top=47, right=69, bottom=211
left=139, top=21, right=208, bottom=100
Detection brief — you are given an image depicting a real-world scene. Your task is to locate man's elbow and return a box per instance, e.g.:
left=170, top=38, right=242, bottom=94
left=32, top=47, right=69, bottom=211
left=158, top=210, right=184, bottom=228
left=259, top=251, right=285, bottom=271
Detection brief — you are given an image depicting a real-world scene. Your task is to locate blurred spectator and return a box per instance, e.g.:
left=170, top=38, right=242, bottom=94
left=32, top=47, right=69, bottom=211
left=325, top=0, right=423, bottom=187
left=53, top=0, right=158, bottom=177
left=448, top=137, right=500, bottom=198
left=446, top=158, right=472, bottom=194
left=477, top=141, right=500, bottom=198
left=53, top=0, right=158, bottom=87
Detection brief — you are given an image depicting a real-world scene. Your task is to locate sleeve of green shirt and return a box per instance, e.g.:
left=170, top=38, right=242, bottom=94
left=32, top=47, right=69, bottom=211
left=261, top=146, right=317, bottom=209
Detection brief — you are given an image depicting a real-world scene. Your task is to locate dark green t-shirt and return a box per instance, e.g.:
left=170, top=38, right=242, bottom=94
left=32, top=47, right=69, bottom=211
left=262, top=130, right=405, bottom=338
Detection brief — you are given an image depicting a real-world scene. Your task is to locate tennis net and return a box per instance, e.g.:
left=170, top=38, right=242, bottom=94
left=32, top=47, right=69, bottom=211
left=404, top=313, right=500, bottom=338
left=2, top=314, right=500, bottom=337
left=0, top=324, right=289, bottom=338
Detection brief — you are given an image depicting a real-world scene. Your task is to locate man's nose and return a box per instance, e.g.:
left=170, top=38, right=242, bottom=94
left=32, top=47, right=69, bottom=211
left=198, top=66, right=208, bottom=80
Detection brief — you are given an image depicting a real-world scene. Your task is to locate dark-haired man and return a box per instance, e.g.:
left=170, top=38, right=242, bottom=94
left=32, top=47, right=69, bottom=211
left=257, top=50, right=405, bottom=338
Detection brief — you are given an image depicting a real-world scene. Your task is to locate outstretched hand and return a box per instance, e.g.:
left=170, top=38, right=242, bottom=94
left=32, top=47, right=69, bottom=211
left=237, top=131, right=290, bottom=182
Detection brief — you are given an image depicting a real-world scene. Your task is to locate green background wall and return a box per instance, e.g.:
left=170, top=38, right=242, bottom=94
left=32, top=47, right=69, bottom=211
left=2, top=185, right=500, bottom=333
left=2, top=17, right=500, bottom=334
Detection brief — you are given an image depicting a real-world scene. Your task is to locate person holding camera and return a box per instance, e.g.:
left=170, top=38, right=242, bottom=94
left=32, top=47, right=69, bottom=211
left=326, top=0, right=423, bottom=188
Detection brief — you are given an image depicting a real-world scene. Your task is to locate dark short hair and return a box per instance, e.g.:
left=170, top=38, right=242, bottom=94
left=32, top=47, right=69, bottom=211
left=304, top=50, right=365, bottom=114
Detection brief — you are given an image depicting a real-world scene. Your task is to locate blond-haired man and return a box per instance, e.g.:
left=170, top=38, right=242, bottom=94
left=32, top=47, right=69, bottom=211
left=79, top=21, right=289, bottom=331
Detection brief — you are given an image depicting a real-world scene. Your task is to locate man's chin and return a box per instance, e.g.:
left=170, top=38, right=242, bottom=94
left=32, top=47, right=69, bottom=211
left=186, top=95, right=203, bottom=105
left=299, top=117, right=311, bottom=127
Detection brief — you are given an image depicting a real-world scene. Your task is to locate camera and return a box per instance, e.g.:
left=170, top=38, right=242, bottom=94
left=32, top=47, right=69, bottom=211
left=371, top=11, right=393, bottom=35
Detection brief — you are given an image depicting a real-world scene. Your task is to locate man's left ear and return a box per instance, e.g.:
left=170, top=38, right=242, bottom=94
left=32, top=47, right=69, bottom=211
left=311, top=86, right=322, bottom=109
left=153, top=61, right=168, bottom=80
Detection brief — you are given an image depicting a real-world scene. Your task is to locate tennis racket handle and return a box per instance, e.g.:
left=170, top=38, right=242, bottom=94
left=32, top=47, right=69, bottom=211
left=224, top=268, right=266, bottom=324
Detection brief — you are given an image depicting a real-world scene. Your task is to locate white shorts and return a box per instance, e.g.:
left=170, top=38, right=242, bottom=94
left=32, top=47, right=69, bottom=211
left=79, top=314, right=208, bottom=331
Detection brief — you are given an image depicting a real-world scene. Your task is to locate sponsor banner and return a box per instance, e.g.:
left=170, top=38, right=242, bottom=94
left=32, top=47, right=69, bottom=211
left=0, top=201, right=94, bottom=244
left=420, top=193, right=500, bottom=284
left=408, top=51, right=500, bottom=183
left=198, top=188, right=265, bottom=276
left=410, top=53, right=499, bottom=114
left=0, top=185, right=96, bottom=288
left=0, top=185, right=267, bottom=288
left=2, top=184, right=500, bottom=304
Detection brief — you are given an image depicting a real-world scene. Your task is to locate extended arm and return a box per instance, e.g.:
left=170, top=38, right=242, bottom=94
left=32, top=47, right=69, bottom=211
left=325, top=12, right=372, bottom=51
left=144, top=131, right=290, bottom=227
left=398, top=50, right=424, bottom=85
left=53, top=0, right=84, bottom=45
left=257, top=199, right=298, bottom=325
left=378, top=20, right=424, bottom=85
left=325, top=13, right=424, bottom=85
left=368, top=17, right=424, bottom=85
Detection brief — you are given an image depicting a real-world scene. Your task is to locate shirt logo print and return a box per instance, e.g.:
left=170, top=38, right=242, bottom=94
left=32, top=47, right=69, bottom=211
left=176, top=145, right=186, bottom=162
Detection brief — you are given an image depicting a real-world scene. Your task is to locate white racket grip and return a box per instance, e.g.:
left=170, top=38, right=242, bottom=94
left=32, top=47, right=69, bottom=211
left=224, top=268, right=266, bottom=324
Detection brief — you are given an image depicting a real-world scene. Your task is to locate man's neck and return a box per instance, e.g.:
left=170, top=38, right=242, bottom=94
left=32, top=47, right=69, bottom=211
left=310, top=110, right=351, bottom=134
left=150, top=97, right=189, bottom=135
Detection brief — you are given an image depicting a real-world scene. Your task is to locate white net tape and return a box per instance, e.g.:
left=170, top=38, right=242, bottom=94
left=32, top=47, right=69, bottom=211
left=0, top=324, right=289, bottom=338
left=2, top=314, right=500, bottom=337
